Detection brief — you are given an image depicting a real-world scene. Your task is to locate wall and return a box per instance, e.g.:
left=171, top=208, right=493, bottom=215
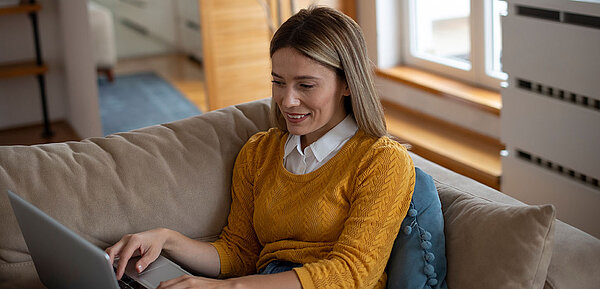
left=57, top=0, right=103, bottom=138
left=0, top=0, right=102, bottom=138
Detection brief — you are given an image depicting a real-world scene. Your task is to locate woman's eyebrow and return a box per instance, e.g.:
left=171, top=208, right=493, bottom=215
left=271, top=72, right=321, bottom=80
left=294, top=75, right=321, bottom=81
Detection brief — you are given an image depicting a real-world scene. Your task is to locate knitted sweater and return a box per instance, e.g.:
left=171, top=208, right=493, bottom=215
left=211, top=128, right=415, bottom=289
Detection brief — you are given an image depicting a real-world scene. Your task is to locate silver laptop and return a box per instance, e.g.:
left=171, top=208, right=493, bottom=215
left=7, top=190, right=190, bottom=289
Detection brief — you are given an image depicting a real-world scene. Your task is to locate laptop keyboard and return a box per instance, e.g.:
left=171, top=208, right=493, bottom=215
left=114, top=267, right=145, bottom=289
left=118, top=274, right=145, bottom=289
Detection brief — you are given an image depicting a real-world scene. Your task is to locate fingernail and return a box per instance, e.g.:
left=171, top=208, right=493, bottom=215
left=137, top=265, right=143, bottom=272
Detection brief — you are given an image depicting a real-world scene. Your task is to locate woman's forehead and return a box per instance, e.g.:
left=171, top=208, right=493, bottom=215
left=271, top=47, right=336, bottom=79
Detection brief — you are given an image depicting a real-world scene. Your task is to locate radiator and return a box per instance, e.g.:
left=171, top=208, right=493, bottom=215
left=500, top=0, right=600, bottom=238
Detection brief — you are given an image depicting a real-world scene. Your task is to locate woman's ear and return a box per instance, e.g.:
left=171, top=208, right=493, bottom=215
left=343, top=83, right=351, bottom=97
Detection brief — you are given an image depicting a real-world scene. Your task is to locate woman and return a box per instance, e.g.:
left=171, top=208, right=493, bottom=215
left=107, top=6, right=415, bottom=289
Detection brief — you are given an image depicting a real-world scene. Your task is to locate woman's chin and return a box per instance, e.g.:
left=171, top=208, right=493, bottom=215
left=287, top=128, right=306, bottom=136
left=285, top=123, right=309, bottom=136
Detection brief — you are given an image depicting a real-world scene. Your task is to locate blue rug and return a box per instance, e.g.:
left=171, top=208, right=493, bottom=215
left=98, top=72, right=201, bottom=136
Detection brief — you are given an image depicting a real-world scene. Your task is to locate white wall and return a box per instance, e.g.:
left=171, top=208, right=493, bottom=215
left=58, top=0, right=103, bottom=138
left=0, top=0, right=102, bottom=138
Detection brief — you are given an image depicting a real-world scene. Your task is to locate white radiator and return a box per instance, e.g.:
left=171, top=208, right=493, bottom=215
left=500, top=0, right=600, bottom=238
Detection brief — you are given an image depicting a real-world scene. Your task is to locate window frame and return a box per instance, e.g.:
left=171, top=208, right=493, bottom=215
left=401, top=0, right=505, bottom=91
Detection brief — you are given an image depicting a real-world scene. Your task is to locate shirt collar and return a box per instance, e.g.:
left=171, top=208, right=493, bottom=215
left=284, top=114, right=358, bottom=162
left=284, top=133, right=303, bottom=158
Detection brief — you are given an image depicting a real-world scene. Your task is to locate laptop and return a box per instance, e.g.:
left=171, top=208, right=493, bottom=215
left=7, top=190, right=191, bottom=289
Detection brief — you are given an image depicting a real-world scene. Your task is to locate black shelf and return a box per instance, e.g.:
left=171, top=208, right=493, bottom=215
left=0, top=1, right=52, bottom=137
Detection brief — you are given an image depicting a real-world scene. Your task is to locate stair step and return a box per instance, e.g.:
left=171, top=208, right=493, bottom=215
left=383, top=100, right=503, bottom=190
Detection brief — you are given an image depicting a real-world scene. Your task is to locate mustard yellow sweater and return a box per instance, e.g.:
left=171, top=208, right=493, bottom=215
left=212, top=128, right=415, bottom=289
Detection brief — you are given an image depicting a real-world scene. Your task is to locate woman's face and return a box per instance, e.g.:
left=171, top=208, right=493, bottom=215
left=271, top=47, right=349, bottom=148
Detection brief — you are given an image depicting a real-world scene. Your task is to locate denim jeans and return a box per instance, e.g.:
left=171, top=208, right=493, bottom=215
left=258, top=260, right=302, bottom=275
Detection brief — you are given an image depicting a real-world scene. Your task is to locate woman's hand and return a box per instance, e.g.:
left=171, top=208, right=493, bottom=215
left=157, top=275, right=233, bottom=289
left=105, top=228, right=172, bottom=280
left=157, top=270, right=302, bottom=289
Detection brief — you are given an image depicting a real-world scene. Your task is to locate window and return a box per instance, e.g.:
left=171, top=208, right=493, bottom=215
left=410, top=0, right=472, bottom=70
left=402, top=0, right=507, bottom=90
left=487, top=0, right=508, bottom=79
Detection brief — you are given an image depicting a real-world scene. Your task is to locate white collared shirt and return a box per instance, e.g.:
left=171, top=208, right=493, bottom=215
left=283, top=114, right=358, bottom=175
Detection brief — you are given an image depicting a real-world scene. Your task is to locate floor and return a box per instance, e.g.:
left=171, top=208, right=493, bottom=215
left=0, top=121, right=80, bottom=146
left=114, top=54, right=208, bottom=112
left=0, top=53, right=207, bottom=146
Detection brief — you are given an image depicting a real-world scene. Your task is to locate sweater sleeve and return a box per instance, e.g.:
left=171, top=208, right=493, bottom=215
left=293, top=140, right=415, bottom=289
left=211, top=134, right=263, bottom=278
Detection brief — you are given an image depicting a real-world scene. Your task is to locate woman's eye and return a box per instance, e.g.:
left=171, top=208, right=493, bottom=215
left=300, top=84, right=314, bottom=89
left=271, top=80, right=284, bottom=86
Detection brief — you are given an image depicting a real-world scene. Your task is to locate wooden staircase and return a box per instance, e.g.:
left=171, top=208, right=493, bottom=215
left=377, top=67, right=504, bottom=190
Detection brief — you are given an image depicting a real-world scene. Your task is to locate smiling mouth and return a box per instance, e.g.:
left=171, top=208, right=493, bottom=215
left=286, top=113, right=310, bottom=122
left=287, top=113, right=309, bottom=119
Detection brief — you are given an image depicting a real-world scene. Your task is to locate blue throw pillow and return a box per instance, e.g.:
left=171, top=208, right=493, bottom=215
left=386, top=167, right=447, bottom=289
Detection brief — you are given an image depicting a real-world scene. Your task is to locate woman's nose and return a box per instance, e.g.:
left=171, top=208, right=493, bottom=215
left=281, top=89, right=300, bottom=108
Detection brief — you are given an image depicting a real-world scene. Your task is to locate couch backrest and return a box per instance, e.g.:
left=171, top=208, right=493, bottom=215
left=0, top=99, right=272, bottom=288
left=2, top=98, right=599, bottom=289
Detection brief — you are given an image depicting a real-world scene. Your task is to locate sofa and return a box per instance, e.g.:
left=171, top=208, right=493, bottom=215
left=0, top=99, right=598, bottom=289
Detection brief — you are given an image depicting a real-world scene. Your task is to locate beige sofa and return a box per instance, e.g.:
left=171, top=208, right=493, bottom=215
left=1, top=99, right=598, bottom=289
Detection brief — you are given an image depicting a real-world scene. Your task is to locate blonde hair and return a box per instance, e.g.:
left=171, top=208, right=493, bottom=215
left=269, top=6, right=388, bottom=138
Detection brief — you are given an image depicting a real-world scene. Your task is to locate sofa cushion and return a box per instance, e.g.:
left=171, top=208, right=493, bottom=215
left=438, top=182, right=556, bottom=289
left=0, top=99, right=273, bottom=288
left=387, top=168, right=447, bottom=289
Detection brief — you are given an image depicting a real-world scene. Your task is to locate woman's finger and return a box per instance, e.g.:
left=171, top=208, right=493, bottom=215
left=115, top=235, right=142, bottom=279
left=105, top=237, right=126, bottom=265
left=135, top=245, right=161, bottom=273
